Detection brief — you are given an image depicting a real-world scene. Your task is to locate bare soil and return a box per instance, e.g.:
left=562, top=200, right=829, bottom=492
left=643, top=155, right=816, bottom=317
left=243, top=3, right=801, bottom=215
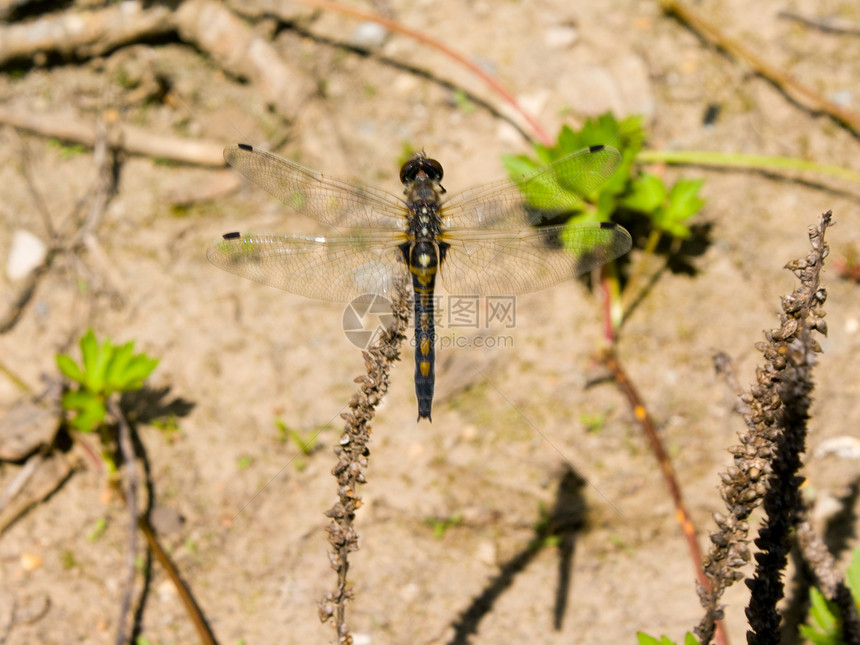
left=1, top=0, right=859, bottom=644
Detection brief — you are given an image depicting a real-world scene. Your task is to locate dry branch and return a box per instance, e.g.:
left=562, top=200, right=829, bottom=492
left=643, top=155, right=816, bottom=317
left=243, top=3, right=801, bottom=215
left=0, top=107, right=226, bottom=166
left=0, top=0, right=314, bottom=118
left=175, top=0, right=315, bottom=118
left=0, top=1, right=174, bottom=64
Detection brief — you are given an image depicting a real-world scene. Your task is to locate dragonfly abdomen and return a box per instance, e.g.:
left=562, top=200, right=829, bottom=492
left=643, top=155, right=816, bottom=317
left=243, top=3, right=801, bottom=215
left=407, top=239, right=442, bottom=422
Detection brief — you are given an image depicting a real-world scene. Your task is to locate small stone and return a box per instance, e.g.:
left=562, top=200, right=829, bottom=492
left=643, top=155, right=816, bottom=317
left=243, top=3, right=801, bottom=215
left=351, top=21, right=388, bottom=50
left=544, top=25, right=578, bottom=49
left=814, top=436, right=860, bottom=460
left=7, top=230, right=47, bottom=281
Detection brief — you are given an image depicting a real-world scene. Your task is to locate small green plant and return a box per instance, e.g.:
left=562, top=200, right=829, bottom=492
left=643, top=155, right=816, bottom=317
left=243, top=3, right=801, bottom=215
left=452, top=89, right=476, bottom=114
left=274, top=418, right=320, bottom=456
left=60, top=549, right=77, bottom=570
left=424, top=514, right=463, bottom=539
left=87, top=516, right=107, bottom=542
left=800, top=548, right=860, bottom=644
left=503, top=112, right=705, bottom=248
left=150, top=415, right=181, bottom=441
left=56, top=329, right=159, bottom=474
left=48, top=138, right=87, bottom=159
left=636, top=633, right=699, bottom=645
left=57, top=329, right=159, bottom=435
left=580, top=411, right=607, bottom=434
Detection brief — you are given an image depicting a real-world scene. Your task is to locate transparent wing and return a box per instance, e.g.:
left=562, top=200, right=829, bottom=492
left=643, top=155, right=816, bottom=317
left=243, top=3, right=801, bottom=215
left=442, top=145, right=622, bottom=229
left=207, top=232, right=407, bottom=302
left=439, top=222, right=632, bottom=296
left=433, top=145, right=628, bottom=295
left=224, top=144, right=408, bottom=231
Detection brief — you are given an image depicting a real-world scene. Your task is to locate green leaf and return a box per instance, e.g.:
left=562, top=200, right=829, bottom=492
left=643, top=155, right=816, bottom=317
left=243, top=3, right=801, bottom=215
left=80, top=330, right=99, bottom=375
left=684, top=634, right=700, bottom=645
left=577, top=113, right=623, bottom=149
left=595, top=189, right=619, bottom=222
left=808, top=587, right=837, bottom=634
left=116, top=355, right=159, bottom=391
left=558, top=123, right=587, bottom=153
left=64, top=330, right=158, bottom=396
left=636, top=635, right=659, bottom=645
left=648, top=179, right=704, bottom=239
left=621, top=173, right=666, bottom=213
left=845, top=547, right=860, bottom=603
left=798, top=624, right=835, bottom=645
left=78, top=330, right=113, bottom=392
left=62, top=389, right=106, bottom=433
left=502, top=154, right=541, bottom=184
left=56, top=354, right=85, bottom=384
left=636, top=633, right=675, bottom=645
left=665, top=179, right=705, bottom=221
left=104, top=341, right=135, bottom=394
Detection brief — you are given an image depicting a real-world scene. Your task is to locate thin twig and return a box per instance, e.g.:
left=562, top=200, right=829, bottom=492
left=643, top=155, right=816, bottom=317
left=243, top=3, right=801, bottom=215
left=18, top=135, right=56, bottom=239
left=0, top=107, right=226, bottom=167
left=778, top=10, right=860, bottom=36
left=108, top=397, right=139, bottom=645
left=660, top=0, right=860, bottom=137
left=137, top=515, right=218, bottom=645
left=318, top=280, right=410, bottom=643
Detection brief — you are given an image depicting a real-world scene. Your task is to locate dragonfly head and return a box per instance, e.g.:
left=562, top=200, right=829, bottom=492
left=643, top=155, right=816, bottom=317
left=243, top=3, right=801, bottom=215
left=400, top=152, right=444, bottom=188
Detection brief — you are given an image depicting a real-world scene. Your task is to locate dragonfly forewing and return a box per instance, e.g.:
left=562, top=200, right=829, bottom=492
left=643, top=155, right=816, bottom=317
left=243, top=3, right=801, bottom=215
left=224, top=144, right=409, bottom=231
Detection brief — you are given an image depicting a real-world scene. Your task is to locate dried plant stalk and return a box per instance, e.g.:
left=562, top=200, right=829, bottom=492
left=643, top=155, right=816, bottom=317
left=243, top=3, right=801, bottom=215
left=318, top=280, right=410, bottom=644
left=696, top=211, right=833, bottom=643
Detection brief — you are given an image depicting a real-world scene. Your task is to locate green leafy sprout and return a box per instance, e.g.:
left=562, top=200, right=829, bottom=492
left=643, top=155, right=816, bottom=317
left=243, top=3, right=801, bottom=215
left=636, top=632, right=700, bottom=645
left=424, top=514, right=464, bottom=539
left=56, top=329, right=159, bottom=435
left=800, top=548, right=860, bottom=645
left=502, top=112, right=705, bottom=331
left=274, top=417, right=320, bottom=456
left=503, top=111, right=705, bottom=248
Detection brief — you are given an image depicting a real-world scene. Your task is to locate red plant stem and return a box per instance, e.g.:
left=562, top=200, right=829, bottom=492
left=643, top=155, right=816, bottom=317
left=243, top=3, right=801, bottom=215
left=602, top=347, right=729, bottom=645
left=293, top=0, right=553, bottom=146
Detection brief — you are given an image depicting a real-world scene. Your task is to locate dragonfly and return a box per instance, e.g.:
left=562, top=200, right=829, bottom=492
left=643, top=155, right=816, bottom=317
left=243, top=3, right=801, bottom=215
left=208, top=143, right=632, bottom=421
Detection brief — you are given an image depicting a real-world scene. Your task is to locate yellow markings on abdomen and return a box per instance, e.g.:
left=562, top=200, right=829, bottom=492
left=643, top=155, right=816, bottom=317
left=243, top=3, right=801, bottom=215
left=419, top=360, right=431, bottom=377
left=410, top=263, right=436, bottom=287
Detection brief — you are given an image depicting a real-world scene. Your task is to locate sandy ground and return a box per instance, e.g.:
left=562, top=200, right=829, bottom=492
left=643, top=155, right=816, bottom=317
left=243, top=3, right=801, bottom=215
left=1, top=0, right=859, bottom=643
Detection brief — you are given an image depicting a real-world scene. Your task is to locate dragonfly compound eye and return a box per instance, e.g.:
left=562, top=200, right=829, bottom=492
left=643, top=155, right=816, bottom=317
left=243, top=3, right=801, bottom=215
left=400, top=155, right=444, bottom=184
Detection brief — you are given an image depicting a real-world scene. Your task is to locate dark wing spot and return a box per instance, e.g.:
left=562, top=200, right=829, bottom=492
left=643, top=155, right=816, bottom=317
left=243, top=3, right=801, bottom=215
left=223, top=231, right=241, bottom=239
left=599, top=222, right=617, bottom=230
left=238, top=143, right=253, bottom=151
left=588, top=144, right=605, bottom=153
